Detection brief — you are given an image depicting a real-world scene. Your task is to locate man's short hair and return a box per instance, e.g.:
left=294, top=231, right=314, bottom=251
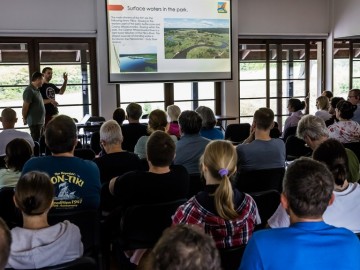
left=100, top=120, right=123, bottom=145
left=45, top=115, right=77, bottom=154
left=147, top=130, right=175, bottom=166
left=151, top=225, right=221, bottom=270
left=126, top=103, right=143, bottom=120
left=41, top=67, right=52, bottom=74
left=0, top=108, right=17, bottom=123
left=31, top=71, right=43, bottom=82
left=112, top=108, right=126, bottom=126
left=253, top=107, right=274, bottom=130
left=178, top=110, right=202, bottom=135
left=350, top=89, right=360, bottom=98
left=296, top=115, right=328, bottom=141
left=322, top=90, right=333, bottom=99
left=0, top=217, right=11, bottom=270
left=283, top=157, right=334, bottom=218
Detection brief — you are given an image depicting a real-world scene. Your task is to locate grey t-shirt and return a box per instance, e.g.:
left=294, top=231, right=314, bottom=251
left=23, top=84, right=45, bottom=126
left=236, top=139, right=286, bottom=171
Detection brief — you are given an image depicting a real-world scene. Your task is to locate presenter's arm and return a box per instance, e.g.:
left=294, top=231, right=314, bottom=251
left=43, top=99, right=59, bottom=106
left=59, top=72, right=68, bottom=95
left=22, top=101, right=30, bottom=124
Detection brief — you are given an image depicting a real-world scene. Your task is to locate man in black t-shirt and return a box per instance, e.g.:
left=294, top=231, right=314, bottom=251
left=109, top=130, right=189, bottom=209
left=40, top=67, right=68, bottom=125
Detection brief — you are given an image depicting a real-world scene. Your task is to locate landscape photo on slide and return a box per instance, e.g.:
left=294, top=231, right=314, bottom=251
left=164, top=18, right=230, bottom=59
left=119, top=53, right=158, bottom=72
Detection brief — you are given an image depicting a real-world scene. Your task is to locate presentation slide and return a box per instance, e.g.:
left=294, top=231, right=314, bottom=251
left=106, top=0, right=232, bottom=82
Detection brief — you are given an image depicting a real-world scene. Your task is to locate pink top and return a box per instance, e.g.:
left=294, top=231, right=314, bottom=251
left=168, top=121, right=180, bottom=138
left=328, top=120, right=360, bottom=143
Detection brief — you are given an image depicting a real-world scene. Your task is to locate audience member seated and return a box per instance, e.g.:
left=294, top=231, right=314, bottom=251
left=0, top=108, right=34, bottom=156
left=166, top=105, right=181, bottom=138
left=239, top=158, right=360, bottom=270
left=268, top=139, right=360, bottom=233
left=0, top=139, right=32, bottom=188
left=113, top=107, right=126, bottom=126
left=94, top=120, right=141, bottom=212
left=173, top=140, right=259, bottom=249
left=236, top=108, right=285, bottom=172
left=195, top=106, right=224, bottom=140
left=321, top=90, right=333, bottom=100
left=283, top=98, right=305, bottom=133
left=109, top=131, right=189, bottom=265
left=134, top=109, right=177, bottom=159
left=6, top=171, right=83, bottom=269
left=22, top=115, right=101, bottom=211
left=0, top=217, right=11, bottom=270
left=315, top=96, right=332, bottom=121
left=121, top=103, right=148, bottom=152
left=110, top=131, right=189, bottom=210
left=143, top=224, right=221, bottom=270
left=91, top=107, right=127, bottom=155
left=325, top=96, right=344, bottom=126
left=297, top=114, right=359, bottom=182
left=174, top=111, right=210, bottom=174
left=348, top=88, right=360, bottom=124
left=328, top=100, right=360, bottom=143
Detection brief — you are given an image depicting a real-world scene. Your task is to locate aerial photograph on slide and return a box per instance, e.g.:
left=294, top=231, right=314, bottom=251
left=119, top=53, right=158, bottom=72
left=164, top=18, right=230, bottom=59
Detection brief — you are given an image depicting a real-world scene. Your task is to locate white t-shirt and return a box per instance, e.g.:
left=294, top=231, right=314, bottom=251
left=315, top=110, right=332, bottom=121
left=268, top=182, right=360, bottom=233
left=0, top=129, right=34, bottom=156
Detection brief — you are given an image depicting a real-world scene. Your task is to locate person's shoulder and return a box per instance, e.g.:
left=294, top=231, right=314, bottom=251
left=170, top=164, right=188, bottom=174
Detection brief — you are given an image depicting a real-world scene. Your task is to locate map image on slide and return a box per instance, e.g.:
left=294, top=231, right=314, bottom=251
left=119, top=54, right=158, bottom=72
left=164, top=18, right=230, bottom=59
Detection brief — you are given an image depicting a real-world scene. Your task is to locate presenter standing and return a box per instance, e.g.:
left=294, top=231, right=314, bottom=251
left=40, top=67, right=68, bottom=125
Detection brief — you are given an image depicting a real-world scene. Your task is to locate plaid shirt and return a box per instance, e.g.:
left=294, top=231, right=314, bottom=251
left=172, top=189, right=258, bottom=249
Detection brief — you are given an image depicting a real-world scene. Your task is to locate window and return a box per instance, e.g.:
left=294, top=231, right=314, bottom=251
left=239, top=39, right=325, bottom=129
left=334, top=40, right=360, bottom=98
left=0, top=38, right=98, bottom=129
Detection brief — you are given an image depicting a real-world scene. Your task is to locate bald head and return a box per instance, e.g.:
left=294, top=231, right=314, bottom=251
left=0, top=108, right=17, bottom=129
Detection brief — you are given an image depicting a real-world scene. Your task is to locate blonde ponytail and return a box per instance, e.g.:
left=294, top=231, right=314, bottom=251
left=201, top=140, right=239, bottom=220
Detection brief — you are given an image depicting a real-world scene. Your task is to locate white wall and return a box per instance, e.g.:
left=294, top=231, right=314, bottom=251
left=238, top=0, right=329, bottom=36
left=333, top=0, right=360, bottom=38
left=0, top=0, right=96, bottom=34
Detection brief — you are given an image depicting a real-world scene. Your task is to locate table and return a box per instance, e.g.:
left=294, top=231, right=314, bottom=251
left=215, top=115, right=238, bottom=131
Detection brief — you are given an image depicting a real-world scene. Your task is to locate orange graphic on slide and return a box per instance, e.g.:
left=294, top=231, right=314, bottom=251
left=108, top=5, right=124, bottom=11
left=217, top=2, right=227, bottom=13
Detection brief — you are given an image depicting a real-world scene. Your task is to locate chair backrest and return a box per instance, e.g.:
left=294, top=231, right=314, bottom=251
left=5, top=256, right=97, bottom=270
left=249, top=189, right=280, bottom=229
left=187, top=173, right=205, bottom=198
left=285, top=135, right=312, bottom=161
left=48, top=209, right=100, bottom=256
left=218, top=245, right=246, bottom=270
left=282, top=125, right=297, bottom=142
left=120, top=199, right=187, bottom=250
left=0, top=187, right=22, bottom=229
left=225, top=123, right=251, bottom=144
left=74, top=148, right=96, bottom=160
left=235, top=167, right=285, bottom=193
